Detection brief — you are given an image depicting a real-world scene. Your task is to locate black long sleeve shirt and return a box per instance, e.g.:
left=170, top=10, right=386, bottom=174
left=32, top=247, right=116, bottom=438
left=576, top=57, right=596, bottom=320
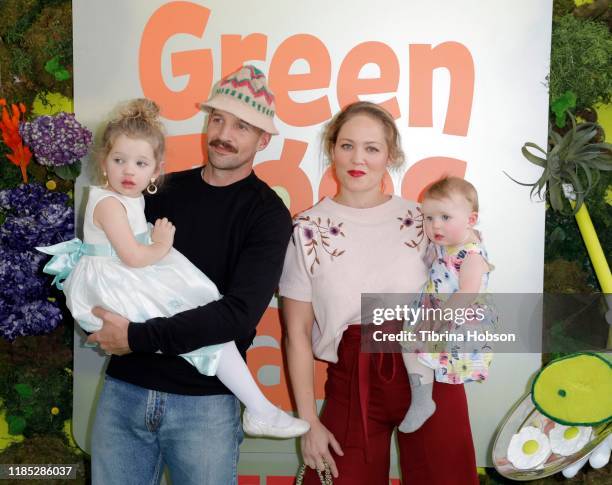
left=105, top=167, right=292, bottom=395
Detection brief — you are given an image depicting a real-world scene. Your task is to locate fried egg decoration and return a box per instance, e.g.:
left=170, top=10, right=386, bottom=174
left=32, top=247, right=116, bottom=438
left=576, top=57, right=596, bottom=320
left=549, top=424, right=592, bottom=456
left=507, top=426, right=551, bottom=469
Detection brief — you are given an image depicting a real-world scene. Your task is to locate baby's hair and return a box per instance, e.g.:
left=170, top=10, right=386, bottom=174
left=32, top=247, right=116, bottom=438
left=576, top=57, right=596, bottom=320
left=323, top=101, right=405, bottom=168
left=96, top=98, right=165, bottom=183
left=423, top=176, right=479, bottom=212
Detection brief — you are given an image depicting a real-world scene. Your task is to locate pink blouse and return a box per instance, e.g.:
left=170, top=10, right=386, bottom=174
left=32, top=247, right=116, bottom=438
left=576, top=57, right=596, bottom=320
left=279, top=196, right=428, bottom=363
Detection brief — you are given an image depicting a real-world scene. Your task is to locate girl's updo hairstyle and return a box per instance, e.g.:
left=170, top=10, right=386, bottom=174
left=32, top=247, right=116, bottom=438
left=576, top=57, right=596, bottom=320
left=323, top=101, right=405, bottom=168
left=96, top=98, right=166, bottom=182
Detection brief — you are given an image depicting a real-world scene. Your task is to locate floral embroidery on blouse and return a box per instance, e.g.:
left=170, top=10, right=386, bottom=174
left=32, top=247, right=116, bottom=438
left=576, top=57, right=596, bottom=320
left=397, top=206, right=425, bottom=249
left=293, top=215, right=346, bottom=274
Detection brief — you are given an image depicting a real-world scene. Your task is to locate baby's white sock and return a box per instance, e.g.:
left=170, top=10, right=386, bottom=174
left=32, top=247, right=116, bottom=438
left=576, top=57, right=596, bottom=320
left=215, top=341, right=292, bottom=426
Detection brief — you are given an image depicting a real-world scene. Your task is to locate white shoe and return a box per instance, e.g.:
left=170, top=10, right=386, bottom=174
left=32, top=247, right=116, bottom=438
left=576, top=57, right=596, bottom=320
left=242, top=408, right=310, bottom=438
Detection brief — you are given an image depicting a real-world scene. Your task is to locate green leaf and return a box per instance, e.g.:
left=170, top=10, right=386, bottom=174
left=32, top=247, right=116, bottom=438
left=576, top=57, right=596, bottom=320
left=53, top=162, right=81, bottom=181
left=549, top=130, right=562, bottom=146
left=585, top=159, right=612, bottom=171
left=6, top=415, right=26, bottom=435
left=14, top=383, right=33, bottom=399
left=44, top=56, right=72, bottom=81
left=524, top=142, right=548, bottom=157
left=521, top=145, right=547, bottom=167
left=44, top=56, right=61, bottom=74
left=548, top=182, right=565, bottom=212
left=503, top=171, right=538, bottom=188
left=577, top=162, right=593, bottom=190
left=54, top=69, right=71, bottom=81
left=550, top=92, right=576, bottom=128
left=549, top=226, right=566, bottom=243
left=566, top=171, right=584, bottom=196
left=22, top=405, right=34, bottom=418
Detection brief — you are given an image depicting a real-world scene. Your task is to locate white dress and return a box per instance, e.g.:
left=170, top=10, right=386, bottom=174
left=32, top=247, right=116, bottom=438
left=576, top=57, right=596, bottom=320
left=62, top=186, right=224, bottom=375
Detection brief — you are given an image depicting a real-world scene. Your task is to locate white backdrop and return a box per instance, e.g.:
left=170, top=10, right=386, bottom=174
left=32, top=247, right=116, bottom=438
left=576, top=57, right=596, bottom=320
left=72, top=0, right=552, bottom=477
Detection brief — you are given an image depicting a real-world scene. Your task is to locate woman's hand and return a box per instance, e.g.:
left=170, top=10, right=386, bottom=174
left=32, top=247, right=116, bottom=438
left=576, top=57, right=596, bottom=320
left=301, top=419, right=344, bottom=478
left=151, top=217, right=175, bottom=249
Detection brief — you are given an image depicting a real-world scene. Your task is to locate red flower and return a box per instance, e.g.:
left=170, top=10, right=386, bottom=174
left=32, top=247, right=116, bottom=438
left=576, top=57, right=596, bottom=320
left=0, top=98, right=32, bottom=183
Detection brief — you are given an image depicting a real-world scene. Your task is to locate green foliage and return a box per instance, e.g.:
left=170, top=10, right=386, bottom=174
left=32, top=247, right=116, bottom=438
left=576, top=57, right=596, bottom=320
left=1, top=368, right=71, bottom=438
left=0, top=324, right=73, bottom=439
left=552, top=0, right=576, bottom=21
left=549, top=14, right=612, bottom=112
left=550, top=91, right=577, bottom=128
left=544, top=259, right=593, bottom=292
left=509, top=114, right=612, bottom=214
left=0, top=4, right=76, bottom=450
left=44, top=56, right=70, bottom=81
left=0, top=0, right=72, bottom=105
left=53, top=161, right=81, bottom=181
left=6, top=415, right=26, bottom=435
left=544, top=170, right=612, bottom=290
left=0, top=160, right=24, bottom=192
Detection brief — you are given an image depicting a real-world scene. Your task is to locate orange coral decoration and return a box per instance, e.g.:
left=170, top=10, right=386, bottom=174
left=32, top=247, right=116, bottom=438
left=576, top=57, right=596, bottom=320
left=0, top=98, right=32, bottom=183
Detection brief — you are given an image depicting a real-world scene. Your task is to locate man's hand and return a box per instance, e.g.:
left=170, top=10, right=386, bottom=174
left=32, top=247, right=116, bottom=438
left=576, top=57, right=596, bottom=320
left=86, top=307, right=131, bottom=356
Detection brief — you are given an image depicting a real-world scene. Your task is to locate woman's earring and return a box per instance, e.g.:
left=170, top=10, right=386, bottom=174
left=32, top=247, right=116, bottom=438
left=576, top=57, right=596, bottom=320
left=146, top=178, right=158, bottom=195
left=102, top=171, right=108, bottom=188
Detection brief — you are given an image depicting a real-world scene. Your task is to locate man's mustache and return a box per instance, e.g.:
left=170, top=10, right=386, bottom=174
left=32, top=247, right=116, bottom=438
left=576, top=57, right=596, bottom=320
left=209, top=139, right=238, bottom=153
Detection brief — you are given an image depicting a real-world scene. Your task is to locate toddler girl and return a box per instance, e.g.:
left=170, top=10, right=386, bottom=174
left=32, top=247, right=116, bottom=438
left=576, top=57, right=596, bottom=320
left=399, top=176, right=495, bottom=433
left=38, top=98, right=309, bottom=439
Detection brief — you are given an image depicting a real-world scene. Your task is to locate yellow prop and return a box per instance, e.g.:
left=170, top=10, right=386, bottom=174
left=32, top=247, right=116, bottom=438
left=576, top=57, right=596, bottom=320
left=532, top=352, right=612, bottom=426
left=563, top=184, right=612, bottom=348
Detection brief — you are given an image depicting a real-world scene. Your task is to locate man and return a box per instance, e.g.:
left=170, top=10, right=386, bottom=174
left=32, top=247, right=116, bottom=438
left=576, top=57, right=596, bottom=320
left=87, top=65, right=292, bottom=485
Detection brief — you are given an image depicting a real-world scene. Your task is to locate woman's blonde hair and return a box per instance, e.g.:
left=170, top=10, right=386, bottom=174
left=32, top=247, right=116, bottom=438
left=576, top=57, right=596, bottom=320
left=96, top=98, right=166, bottom=184
left=322, top=101, right=405, bottom=168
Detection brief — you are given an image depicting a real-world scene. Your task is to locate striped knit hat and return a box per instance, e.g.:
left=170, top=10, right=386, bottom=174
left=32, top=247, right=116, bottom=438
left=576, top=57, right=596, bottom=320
left=200, top=65, right=278, bottom=135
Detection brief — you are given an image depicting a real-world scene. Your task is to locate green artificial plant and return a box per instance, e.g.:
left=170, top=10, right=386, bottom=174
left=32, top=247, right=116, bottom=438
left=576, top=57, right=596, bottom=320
left=508, top=114, right=612, bottom=214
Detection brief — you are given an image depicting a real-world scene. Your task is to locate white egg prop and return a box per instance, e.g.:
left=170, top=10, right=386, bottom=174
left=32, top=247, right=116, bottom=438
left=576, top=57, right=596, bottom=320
left=507, top=426, right=552, bottom=469
left=549, top=424, right=592, bottom=456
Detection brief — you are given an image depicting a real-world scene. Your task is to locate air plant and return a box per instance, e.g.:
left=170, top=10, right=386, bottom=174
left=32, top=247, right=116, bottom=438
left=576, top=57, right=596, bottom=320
left=507, top=113, right=612, bottom=214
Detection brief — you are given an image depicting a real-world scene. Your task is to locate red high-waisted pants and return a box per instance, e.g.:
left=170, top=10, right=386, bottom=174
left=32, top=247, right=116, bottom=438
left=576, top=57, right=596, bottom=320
left=301, top=324, right=479, bottom=485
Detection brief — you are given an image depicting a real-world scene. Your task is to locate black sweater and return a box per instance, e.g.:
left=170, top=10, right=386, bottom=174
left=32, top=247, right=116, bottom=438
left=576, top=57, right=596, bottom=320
left=105, top=167, right=293, bottom=395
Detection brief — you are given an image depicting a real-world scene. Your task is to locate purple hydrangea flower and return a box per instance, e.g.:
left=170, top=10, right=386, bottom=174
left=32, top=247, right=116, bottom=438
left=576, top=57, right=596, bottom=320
left=0, top=184, right=74, bottom=341
left=0, top=186, right=74, bottom=250
left=0, top=299, right=63, bottom=342
left=0, top=183, right=69, bottom=216
left=20, top=112, right=92, bottom=166
left=0, top=249, right=47, bottom=305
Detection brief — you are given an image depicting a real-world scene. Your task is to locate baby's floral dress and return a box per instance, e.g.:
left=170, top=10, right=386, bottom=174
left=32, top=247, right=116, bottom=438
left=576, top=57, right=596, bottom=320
left=411, top=240, right=497, bottom=384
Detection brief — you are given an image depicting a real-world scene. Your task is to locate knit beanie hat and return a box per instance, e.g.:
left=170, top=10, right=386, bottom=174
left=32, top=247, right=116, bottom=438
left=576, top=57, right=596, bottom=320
left=200, top=65, right=278, bottom=135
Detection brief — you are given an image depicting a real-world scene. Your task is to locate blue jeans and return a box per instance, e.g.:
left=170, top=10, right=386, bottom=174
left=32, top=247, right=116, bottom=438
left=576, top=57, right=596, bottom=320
left=91, top=376, right=243, bottom=485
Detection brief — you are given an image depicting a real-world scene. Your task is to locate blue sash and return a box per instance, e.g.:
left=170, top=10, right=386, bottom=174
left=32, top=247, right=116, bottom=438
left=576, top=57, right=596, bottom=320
left=36, top=230, right=151, bottom=290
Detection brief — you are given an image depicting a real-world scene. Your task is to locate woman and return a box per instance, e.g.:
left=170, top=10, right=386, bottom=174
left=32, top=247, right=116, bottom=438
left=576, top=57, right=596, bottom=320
left=280, top=101, right=479, bottom=484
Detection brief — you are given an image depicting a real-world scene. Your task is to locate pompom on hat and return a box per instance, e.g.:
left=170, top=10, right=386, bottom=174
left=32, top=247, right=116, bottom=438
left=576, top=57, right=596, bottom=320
left=200, top=65, right=278, bottom=135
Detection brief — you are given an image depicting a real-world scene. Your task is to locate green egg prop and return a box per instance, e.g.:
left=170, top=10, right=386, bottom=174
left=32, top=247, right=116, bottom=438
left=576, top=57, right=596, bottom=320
left=532, top=353, right=612, bottom=426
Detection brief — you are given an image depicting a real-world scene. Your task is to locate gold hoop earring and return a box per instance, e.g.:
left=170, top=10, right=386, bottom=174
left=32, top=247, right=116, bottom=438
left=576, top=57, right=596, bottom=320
left=146, top=178, right=158, bottom=195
